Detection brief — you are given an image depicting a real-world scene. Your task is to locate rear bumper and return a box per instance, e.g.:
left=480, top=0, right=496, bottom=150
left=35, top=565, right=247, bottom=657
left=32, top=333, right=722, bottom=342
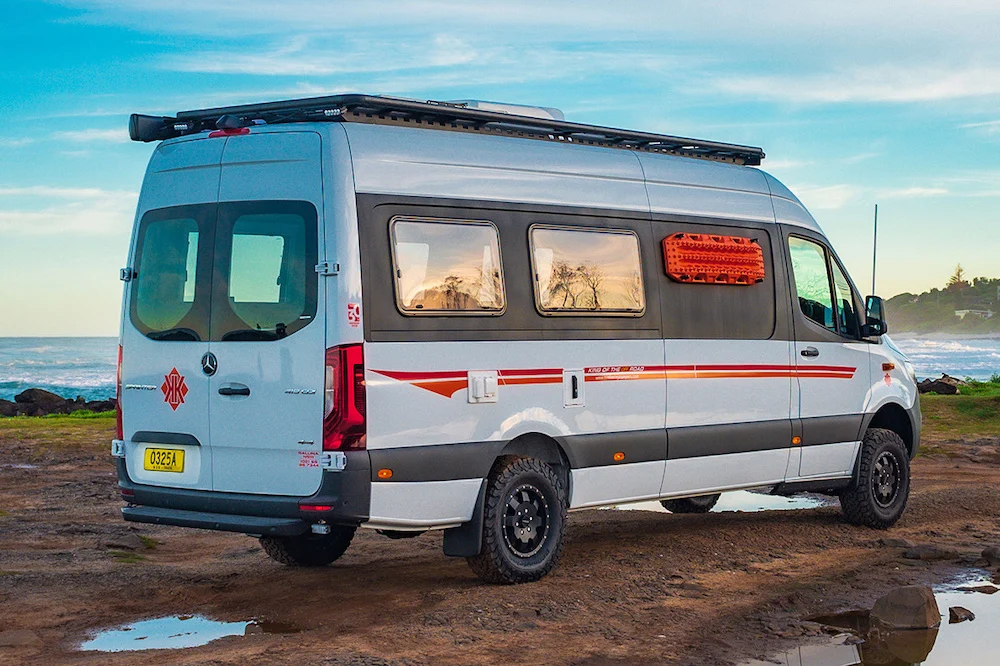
left=122, top=505, right=309, bottom=536
left=115, top=451, right=371, bottom=534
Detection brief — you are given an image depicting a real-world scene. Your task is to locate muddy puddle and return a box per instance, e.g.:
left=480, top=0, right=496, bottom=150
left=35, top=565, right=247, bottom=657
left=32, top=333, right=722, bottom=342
left=79, top=615, right=298, bottom=652
left=616, top=489, right=833, bottom=514
left=743, top=579, right=1000, bottom=665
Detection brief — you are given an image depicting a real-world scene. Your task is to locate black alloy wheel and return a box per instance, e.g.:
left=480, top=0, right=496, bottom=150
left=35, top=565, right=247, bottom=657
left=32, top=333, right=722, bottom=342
left=839, top=427, right=910, bottom=529
left=467, top=456, right=567, bottom=584
left=503, top=483, right=550, bottom=558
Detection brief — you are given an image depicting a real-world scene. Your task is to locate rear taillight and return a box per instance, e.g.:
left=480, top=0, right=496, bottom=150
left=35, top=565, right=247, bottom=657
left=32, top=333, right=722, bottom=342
left=115, top=344, right=123, bottom=440
left=323, top=344, right=366, bottom=451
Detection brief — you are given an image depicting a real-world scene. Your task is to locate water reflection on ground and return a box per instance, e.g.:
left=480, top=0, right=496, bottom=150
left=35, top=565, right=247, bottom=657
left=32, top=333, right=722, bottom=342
left=79, top=615, right=298, bottom=652
left=616, top=489, right=833, bottom=514
left=742, top=582, right=1000, bottom=665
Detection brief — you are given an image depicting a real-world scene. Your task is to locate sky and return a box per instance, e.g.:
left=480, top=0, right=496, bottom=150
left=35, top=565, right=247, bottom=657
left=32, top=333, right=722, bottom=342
left=1, top=0, right=999, bottom=336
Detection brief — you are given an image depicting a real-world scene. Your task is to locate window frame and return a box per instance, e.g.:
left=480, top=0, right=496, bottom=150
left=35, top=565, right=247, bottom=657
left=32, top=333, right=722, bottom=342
left=787, top=234, right=862, bottom=341
left=388, top=215, right=507, bottom=317
left=528, top=223, right=646, bottom=317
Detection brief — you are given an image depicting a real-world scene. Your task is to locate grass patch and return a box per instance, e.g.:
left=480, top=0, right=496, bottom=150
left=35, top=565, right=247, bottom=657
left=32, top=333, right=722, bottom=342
left=0, top=412, right=115, bottom=454
left=921, top=394, right=1000, bottom=440
left=109, top=550, right=145, bottom=564
left=958, top=377, right=1000, bottom=397
left=139, top=536, right=159, bottom=550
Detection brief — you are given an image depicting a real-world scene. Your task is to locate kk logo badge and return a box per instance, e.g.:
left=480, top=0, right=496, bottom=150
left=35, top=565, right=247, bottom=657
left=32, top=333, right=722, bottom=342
left=161, top=368, right=189, bottom=411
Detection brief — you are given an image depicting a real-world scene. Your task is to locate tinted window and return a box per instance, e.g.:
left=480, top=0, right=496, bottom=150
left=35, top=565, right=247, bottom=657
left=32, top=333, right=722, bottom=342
left=390, top=217, right=505, bottom=314
left=788, top=237, right=835, bottom=331
left=831, top=260, right=860, bottom=338
left=530, top=226, right=644, bottom=315
left=130, top=201, right=317, bottom=342
left=131, top=206, right=212, bottom=341
left=213, top=203, right=318, bottom=341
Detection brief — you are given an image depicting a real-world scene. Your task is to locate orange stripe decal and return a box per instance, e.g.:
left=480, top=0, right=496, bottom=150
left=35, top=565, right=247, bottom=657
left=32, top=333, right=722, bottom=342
left=371, top=363, right=856, bottom=397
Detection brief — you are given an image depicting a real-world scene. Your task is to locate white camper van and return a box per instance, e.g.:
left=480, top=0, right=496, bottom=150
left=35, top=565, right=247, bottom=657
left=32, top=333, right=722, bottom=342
left=116, top=95, right=919, bottom=584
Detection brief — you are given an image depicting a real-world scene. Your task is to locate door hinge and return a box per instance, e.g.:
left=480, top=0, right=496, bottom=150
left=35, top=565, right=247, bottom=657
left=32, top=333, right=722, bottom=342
left=315, top=261, right=340, bottom=276
left=319, top=451, right=347, bottom=471
left=120, top=268, right=135, bottom=282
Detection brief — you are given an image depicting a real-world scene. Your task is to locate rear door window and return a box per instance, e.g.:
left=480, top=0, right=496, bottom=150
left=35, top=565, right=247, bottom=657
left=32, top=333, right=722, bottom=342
left=212, top=201, right=318, bottom=341
left=130, top=205, right=214, bottom=341
left=130, top=201, right=317, bottom=342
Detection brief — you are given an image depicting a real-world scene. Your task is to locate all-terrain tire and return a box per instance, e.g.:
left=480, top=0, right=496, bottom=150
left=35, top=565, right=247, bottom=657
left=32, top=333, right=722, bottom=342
left=259, top=527, right=356, bottom=566
left=660, top=494, right=721, bottom=514
left=466, top=457, right=567, bottom=585
left=839, top=428, right=910, bottom=529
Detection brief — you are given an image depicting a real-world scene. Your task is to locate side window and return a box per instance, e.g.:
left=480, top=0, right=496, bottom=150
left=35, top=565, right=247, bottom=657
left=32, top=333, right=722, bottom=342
left=788, top=237, right=835, bottom=331
left=831, top=260, right=860, bottom=338
left=530, top=226, right=645, bottom=315
left=390, top=217, right=505, bottom=315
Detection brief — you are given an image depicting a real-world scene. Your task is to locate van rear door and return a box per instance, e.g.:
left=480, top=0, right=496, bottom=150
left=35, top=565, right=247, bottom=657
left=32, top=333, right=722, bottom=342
left=208, top=132, right=325, bottom=496
left=123, top=139, right=223, bottom=491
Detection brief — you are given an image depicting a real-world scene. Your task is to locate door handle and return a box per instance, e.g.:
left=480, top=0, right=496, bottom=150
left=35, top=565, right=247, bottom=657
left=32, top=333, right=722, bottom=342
left=571, top=375, right=579, bottom=400
left=800, top=347, right=820, bottom=358
left=218, top=385, right=250, bottom=397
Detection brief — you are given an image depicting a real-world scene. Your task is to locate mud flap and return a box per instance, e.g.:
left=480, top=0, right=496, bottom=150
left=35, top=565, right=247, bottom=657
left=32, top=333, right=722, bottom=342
left=442, top=479, right=486, bottom=557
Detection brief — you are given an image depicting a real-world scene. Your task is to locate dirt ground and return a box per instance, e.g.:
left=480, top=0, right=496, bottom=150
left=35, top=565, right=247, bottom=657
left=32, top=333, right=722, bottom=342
left=1, top=416, right=999, bottom=666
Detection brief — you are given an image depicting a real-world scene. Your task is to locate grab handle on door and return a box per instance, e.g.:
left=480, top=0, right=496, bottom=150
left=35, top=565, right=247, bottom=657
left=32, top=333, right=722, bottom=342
left=571, top=375, right=579, bottom=400
left=800, top=347, right=820, bottom=358
left=218, top=385, right=251, bottom=397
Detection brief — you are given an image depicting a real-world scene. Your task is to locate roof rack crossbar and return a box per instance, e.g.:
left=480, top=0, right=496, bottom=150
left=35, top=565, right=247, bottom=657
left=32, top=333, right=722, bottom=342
left=129, top=94, right=764, bottom=165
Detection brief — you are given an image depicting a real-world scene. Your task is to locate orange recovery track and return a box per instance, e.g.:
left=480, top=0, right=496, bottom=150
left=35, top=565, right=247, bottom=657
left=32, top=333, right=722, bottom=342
left=663, top=232, right=766, bottom=285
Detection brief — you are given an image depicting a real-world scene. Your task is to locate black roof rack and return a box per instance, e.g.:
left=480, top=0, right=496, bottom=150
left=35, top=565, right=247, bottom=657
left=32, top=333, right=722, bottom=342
left=128, top=94, right=764, bottom=166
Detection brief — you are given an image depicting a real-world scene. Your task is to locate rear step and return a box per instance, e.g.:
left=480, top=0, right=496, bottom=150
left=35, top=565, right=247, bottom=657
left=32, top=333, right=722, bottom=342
left=122, top=505, right=308, bottom=537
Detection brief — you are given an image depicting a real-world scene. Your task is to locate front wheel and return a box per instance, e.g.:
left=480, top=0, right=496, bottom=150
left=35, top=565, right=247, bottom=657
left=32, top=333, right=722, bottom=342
left=466, top=457, right=567, bottom=584
left=260, top=527, right=356, bottom=566
left=660, top=494, right=721, bottom=514
left=839, top=428, right=910, bottom=529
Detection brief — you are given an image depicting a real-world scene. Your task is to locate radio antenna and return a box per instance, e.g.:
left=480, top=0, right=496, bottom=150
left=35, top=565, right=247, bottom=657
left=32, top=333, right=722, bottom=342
left=871, top=203, right=878, bottom=295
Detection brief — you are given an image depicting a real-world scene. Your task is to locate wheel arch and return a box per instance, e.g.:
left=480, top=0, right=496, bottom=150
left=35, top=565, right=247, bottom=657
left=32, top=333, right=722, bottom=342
left=862, top=402, right=914, bottom=457
left=496, top=432, right=572, bottom=499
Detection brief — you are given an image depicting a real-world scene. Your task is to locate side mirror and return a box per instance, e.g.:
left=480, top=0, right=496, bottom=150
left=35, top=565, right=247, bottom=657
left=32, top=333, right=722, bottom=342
left=863, top=295, right=887, bottom=337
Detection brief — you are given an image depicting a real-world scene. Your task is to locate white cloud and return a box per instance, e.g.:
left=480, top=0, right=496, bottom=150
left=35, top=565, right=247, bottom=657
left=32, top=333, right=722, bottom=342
left=877, top=187, right=949, bottom=199
left=960, top=119, right=1000, bottom=134
left=0, top=138, right=35, bottom=148
left=51, top=128, right=129, bottom=143
left=714, top=66, right=1000, bottom=104
left=0, top=186, right=137, bottom=235
left=787, top=184, right=860, bottom=211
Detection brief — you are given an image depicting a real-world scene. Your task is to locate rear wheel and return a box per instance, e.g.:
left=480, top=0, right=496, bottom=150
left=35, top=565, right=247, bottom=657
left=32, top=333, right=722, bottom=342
left=259, top=527, right=356, bottom=566
left=839, top=428, right=910, bottom=529
left=467, top=457, right=567, bottom=584
left=660, top=494, right=721, bottom=514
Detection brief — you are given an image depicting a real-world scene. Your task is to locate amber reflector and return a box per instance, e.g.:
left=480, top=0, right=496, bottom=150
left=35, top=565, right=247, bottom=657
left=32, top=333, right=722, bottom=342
left=792, top=436, right=802, bottom=445
left=613, top=452, right=625, bottom=462
left=377, top=468, right=393, bottom=479
left=663, top=233, right=765, bottom=285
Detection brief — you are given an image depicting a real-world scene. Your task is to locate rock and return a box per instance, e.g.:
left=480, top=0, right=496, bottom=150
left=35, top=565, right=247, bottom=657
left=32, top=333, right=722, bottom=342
left=0, top=399, right=16, bottom=417
left=513, top=608, right=540, bottom=620
left=956, top=584, right=998, bottom=594
left=918, top=380, right=958, bottom=395
left=939, top=374, right=967, bottom=387
left=0, top=629, right=41, bottom=647
left=104, top=534, right=145, bottom=551
left=902, top=544, right=960, bottom=561
left=81, top=399, right=116, bottom=413
left=949, top=606, right=975, bottom=623
left=879, top=537, right=915, bottom=548
left=983, top=546, right=1000, bottom=566
left=14, top=388, right=66, bottom=408
left=870, top=585, right=941, bottom=629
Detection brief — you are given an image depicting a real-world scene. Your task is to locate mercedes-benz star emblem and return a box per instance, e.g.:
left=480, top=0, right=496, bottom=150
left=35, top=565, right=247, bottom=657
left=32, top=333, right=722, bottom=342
left=201, top=352, right=218, bottom=376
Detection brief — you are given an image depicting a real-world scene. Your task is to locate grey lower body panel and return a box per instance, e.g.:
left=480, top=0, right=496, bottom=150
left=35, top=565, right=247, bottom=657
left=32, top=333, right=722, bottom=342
left=122, top=505, right=308, bottom=536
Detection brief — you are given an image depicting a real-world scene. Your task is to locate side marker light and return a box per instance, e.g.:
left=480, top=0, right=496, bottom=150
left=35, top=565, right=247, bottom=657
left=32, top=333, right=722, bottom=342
left=882, top=363, right=895, bottom=372
left=377, top=468, right=393, bottom=479
left=613, top=452, right=625, bottom=462
left=791, top=436, right=802, bottom=445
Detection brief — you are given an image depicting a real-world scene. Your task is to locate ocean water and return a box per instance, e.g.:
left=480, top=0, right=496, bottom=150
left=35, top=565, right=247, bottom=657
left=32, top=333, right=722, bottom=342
left=0, top=335, right=997, bottom=403
left=0, top=337, right=117, bottom=402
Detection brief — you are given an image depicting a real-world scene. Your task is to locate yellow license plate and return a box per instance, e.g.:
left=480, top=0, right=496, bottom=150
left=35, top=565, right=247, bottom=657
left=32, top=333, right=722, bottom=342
left=143, top=448, right=185, bottom=473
